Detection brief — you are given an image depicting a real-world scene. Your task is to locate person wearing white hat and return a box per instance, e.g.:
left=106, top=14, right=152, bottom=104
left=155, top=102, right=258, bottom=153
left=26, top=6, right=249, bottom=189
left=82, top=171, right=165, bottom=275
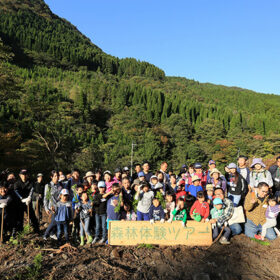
left=249, top=158, right=273, bottom=192
left=185, top=175, right=204, bottom=198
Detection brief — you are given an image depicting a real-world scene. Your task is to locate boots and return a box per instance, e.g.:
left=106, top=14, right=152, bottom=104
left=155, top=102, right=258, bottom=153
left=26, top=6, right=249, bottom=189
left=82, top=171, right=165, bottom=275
left=87, top=235, right=93, bottom=244
left=80, top=236, right=85, bottom=246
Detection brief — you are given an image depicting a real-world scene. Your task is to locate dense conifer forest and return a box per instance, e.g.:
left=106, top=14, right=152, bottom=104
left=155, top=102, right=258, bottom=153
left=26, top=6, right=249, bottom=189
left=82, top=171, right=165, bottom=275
left=1, top=0, right=280, bottom=174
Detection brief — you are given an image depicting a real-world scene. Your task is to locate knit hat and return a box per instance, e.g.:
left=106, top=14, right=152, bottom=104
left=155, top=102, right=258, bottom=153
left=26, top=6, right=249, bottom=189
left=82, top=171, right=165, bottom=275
left=227, top=163, right=237, bottom=169
left=97, top=181, right=106, bottom=188
left=192, top=175, right=201, bottom=183
left=213, top=198, right=223, bottom=205
left=250, top=158, right=266, bottom=168
left=210, top=168, right=222, bottom=177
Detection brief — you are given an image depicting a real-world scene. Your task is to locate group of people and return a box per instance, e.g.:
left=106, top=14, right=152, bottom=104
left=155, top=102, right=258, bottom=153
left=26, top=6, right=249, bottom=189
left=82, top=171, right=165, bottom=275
left=0, top=156, right=280, bottom=246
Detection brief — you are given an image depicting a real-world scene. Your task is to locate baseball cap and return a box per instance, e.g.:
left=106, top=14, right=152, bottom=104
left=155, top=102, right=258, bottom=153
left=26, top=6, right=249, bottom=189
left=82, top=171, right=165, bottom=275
left=60, top=189, right=69, bottom=195
left=138, top=171, right=145, bottom=177
left=213, top=198, right=223, bottom=205
left=208, top=160, right=216, bottom=165
left=97, top=181, right=106, bottom=188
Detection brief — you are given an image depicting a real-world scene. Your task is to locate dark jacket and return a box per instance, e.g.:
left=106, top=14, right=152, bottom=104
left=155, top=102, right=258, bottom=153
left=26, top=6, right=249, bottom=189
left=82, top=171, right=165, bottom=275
left=92, top=193, right=107, bottom=215
left=225, top=172, right=248, bottom=197
left=13, top=179, right=34, bottom=202
left=32, top=182, right=45, bottom=201
left=269, top=165, right=280, bottom=191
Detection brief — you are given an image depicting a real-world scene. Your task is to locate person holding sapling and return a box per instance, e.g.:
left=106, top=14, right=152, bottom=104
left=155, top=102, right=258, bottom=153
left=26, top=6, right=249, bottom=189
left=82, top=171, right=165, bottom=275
left=190, top=191, right=209, bottom=222
left=103, top=182, right=123, bottom=243
left=75, top=192, right=93, bottom=246
left=169, top=197, right=187, bottom=227
left=92, top=181, right=107, bottom=244
left=135, top=182, right=154, bottom=221
left=149, top=197, right=165, bottom=224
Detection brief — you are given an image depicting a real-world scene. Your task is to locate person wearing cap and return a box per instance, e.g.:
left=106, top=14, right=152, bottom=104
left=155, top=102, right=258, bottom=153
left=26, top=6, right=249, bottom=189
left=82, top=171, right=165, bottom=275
left=225, top=163, right=248, bottom=207
left=193, top=163, right=207, bottom=187
left=210, top=197, right=231, bottom=245
left=53, top=188, right=73, bottom=243
left=32, top=173, right=44, bottom=220
left=206, top=160, right=217, bottom=182
left=142, top=161, right=153, bottom=183
left=207, top=168, right=227, bottom=192
left=92, top=181, right=107, bottom=244
left=268, top=155, right=280, bottom=197
left=186, top=175, right=204, bottom=198
left=237, top=155, right=250, bottom=184
left=13, top=169, right=39, bottom=233
left=244, top=182, right=277, bottom=240
left=249, top=158, right=273, bottom=192
left=135, top=182, right=154, bottom=221
left=210, top=188, right=234, bottom=244
left=122, top=167, right=131, bottom=181
left=175, top=179, right=187, bottom=203
left=103, top=170, right=114, bottom=194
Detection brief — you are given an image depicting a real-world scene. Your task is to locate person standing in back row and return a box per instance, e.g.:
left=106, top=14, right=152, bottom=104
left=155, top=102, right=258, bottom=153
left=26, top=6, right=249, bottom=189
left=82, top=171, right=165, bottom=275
left=13, top=169, right=39, bottom=233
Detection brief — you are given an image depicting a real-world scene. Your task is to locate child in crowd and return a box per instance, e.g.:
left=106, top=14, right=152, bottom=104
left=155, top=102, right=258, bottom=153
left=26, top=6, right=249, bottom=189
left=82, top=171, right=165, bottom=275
left=186, top=176, right=204, bottom=198
left=54, top=189, right=73, bottom=243
left=210, top=198, right=231, bottom=244
left=206, top=184, right=214, bottom=205
left=135, top=182, right=154, bottom=221
left=169, top=197, right=187, bottom=227
left=75, top=192, right=93, bottom=245
left=72, top=184, right=83, bottom=241
left=190, top=191, right=209, bottom=222
left=103, top=183, right=123, bottom=242
left=175, top=180, right=187, bottom=203
left=255, top=195, right=280, bottom=240
left=165, top=192, right=175, bottom=220
left=150, top=175, right=159, bottom=190
left=92, top=181, right=107, bottom=244
left=149, top=197, right=165, bottom=224
left=121, top=203, right=137, bottom=221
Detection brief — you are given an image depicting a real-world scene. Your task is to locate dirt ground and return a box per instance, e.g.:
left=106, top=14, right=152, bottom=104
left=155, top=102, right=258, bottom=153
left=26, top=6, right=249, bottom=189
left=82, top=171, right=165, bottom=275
left=0, top=218, right=280, bottom=280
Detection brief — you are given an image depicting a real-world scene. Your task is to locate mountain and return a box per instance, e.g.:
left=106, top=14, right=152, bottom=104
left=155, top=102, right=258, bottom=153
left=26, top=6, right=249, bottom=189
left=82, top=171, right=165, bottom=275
left=0, top=0, right=279, bottom=174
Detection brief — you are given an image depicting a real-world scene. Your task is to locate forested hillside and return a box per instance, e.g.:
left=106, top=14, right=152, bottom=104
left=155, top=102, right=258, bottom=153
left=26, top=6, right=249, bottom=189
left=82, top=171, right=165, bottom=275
left=0, top=0, right=280, bottom=174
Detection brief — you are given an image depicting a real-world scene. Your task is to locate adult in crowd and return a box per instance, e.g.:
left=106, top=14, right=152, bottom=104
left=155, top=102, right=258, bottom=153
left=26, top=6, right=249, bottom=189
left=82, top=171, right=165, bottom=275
left=244, top=182, right=277, bottom=240
left=13, top=169, right=39, bottom=233
left=206, top=160, right=217, bottom=181
left=32, top=173, right=44, bottom=220
left=159, top=161, right=169, bottom=184
left=249, top=158, right=273, bottom=192
left=142, top=161, right=153, bottom=182
left=193, top=163, right=207, bottom=187
left=225, top=163, right=248, bottom=206
left=269, top=156, right=280, bottom=197
left=237, top=155, right=250, bottom=184
left=43, top=170, right=63, bottom=240
left=207, top=168, right=227, bottom=192
left=131, top=163, right=142, bottom=182
left=210, top=188, right=234, bottom=242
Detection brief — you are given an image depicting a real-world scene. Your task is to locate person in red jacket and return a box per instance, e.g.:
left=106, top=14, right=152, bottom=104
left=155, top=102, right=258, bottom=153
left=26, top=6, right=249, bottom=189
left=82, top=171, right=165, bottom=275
left=175, top=179, right=187, bottom=204
left=190, top=191, right=209, bottom=222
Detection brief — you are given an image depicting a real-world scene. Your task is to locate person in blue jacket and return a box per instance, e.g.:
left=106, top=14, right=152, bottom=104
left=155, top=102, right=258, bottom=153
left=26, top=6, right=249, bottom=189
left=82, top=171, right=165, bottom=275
left=186, top=175, right=203, bottom=198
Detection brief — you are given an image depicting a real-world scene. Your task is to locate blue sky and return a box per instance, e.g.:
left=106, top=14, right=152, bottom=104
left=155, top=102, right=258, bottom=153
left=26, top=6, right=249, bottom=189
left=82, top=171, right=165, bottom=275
left=45, top=0, right=280, bottom=94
